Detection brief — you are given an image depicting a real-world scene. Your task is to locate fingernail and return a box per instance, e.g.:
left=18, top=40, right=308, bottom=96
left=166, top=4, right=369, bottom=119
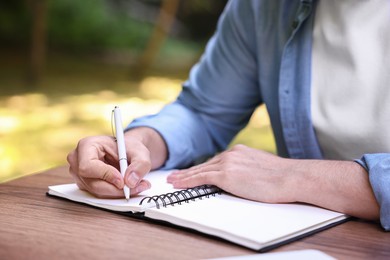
left=128, top=172, right=139, bottom=187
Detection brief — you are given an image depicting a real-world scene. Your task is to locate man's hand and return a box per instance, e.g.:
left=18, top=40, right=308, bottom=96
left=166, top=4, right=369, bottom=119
left=167, top=144, right=297, bottom=203
left=67, top=127, right=167, bottom=198
left=167, top=144, right=379, bottom=220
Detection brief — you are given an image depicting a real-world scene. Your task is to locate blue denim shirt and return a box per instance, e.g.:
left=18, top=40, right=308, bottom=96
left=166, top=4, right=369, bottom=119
left=128, top=0, right=390, bottom=230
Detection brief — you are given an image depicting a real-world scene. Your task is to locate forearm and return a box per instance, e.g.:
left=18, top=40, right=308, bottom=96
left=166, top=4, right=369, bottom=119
left=290, top=159, right=379, bottom=220
left=124, top=127, right=168, bottom=170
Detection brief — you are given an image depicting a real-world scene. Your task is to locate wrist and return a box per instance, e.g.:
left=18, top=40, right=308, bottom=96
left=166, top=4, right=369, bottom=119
left=285, top=159, right=379, bottom=219
left=281, top=159, right=309, bottom=203
left=124, top=127, right=168, bottom=169
left=124, top=127, right=153, bottom=146
left=280, top=158, right=324, bottom=204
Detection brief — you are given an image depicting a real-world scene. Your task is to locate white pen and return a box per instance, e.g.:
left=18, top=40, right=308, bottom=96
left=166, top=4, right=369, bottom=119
left=113, top=106, right=130, bottom=201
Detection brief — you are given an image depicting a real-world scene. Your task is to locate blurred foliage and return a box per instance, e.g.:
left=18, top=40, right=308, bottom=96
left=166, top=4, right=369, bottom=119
left=0, top=0, right=275, bottom=183
left=0, top=0, right=227, bottom=51
left=0, top=1, right=30, bottom=46
left=47, top=0, right=152, bottom=51
left=176, top=0, right=227, bottom=41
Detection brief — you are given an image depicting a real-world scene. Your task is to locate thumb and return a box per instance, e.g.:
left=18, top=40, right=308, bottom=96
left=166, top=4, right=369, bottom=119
left=125, top=156, right=152, bottom=189
left=125, top=160, right=151, bottom=188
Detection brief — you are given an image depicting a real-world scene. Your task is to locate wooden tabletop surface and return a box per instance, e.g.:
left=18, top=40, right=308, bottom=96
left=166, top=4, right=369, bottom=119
left=1, top=166, right=389, bottom=259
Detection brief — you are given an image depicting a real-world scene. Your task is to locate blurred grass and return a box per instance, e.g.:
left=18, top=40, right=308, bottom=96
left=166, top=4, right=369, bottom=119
left=0, top=51, right=275, bottom=183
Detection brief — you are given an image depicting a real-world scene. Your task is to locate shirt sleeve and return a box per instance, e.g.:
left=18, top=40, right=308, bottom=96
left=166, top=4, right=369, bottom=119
left=356, top=153, right=390, bottom=231
left=127, top=0, right=261, bottom=169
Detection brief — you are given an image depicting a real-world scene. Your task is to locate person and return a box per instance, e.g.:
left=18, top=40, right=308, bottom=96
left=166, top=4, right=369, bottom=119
left=67, top=0, right=390, bottom=230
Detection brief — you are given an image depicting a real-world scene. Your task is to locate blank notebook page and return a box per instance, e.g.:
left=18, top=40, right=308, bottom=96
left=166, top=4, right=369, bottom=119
left=145, top=194, right=345, bottom=249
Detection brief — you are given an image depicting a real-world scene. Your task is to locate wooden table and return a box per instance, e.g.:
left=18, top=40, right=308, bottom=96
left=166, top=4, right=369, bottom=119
left=1, top=167, right=389, bottom=259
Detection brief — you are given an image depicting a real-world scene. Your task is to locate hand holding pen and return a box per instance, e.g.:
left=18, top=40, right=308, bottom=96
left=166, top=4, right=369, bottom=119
left=66, top=110, right=166, bottom=199
left=67, top=124, right=155, bottom=198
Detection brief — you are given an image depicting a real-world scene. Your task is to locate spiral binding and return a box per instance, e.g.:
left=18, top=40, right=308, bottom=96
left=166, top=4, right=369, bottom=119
left=139, top=185, right=221, bottom=209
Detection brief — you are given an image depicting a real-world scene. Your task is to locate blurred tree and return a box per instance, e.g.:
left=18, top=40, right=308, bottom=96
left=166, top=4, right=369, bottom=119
left=177, top=0, right=227, bottom=41
left=0, top=0, right=226, bottom=52
left=27, top=0, right=48, bottom=86
left=0, top=0, right=227, bottom=90
left=131, top=0, right=227, bottom=77
left=132, top=0, right=180, bottom=78
left=0, top=1, right=30, bottom=46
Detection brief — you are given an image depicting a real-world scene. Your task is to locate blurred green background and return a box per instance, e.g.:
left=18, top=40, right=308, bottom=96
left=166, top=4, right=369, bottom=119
left=0, top=0, right=275, bottom=183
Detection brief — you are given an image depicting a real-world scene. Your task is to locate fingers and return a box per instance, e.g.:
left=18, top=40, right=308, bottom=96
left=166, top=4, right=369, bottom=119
left=70, top=165, right=151, bottom=199
left=79, top=158, right=124, bottom=188
left=167, top=160, right=220, bottom=189
left=67, top=136, right=124, bottom=199
left=75, top=137, right=124, bottom=189
left=67, top=134, right=155, bottom=199
left=124, top=141, right=152, bottom=189
left=170, top=171, right=220, bottom=189
left=85, top=179, right=151, bottom=198
left=81, top=179, right=125, bottom=199
left=68, top=154, right=123, bottom=198
left=69, top=160, right=151, bottom=198
left=131, top=179, right=151, bottom=195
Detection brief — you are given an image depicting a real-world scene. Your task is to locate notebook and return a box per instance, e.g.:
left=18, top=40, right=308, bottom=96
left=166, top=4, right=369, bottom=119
left=47, top=170, right=348, bottom=251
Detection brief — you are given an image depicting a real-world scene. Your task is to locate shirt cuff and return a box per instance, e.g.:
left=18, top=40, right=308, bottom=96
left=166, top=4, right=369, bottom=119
left=356, top=153, right=390, bottom=231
